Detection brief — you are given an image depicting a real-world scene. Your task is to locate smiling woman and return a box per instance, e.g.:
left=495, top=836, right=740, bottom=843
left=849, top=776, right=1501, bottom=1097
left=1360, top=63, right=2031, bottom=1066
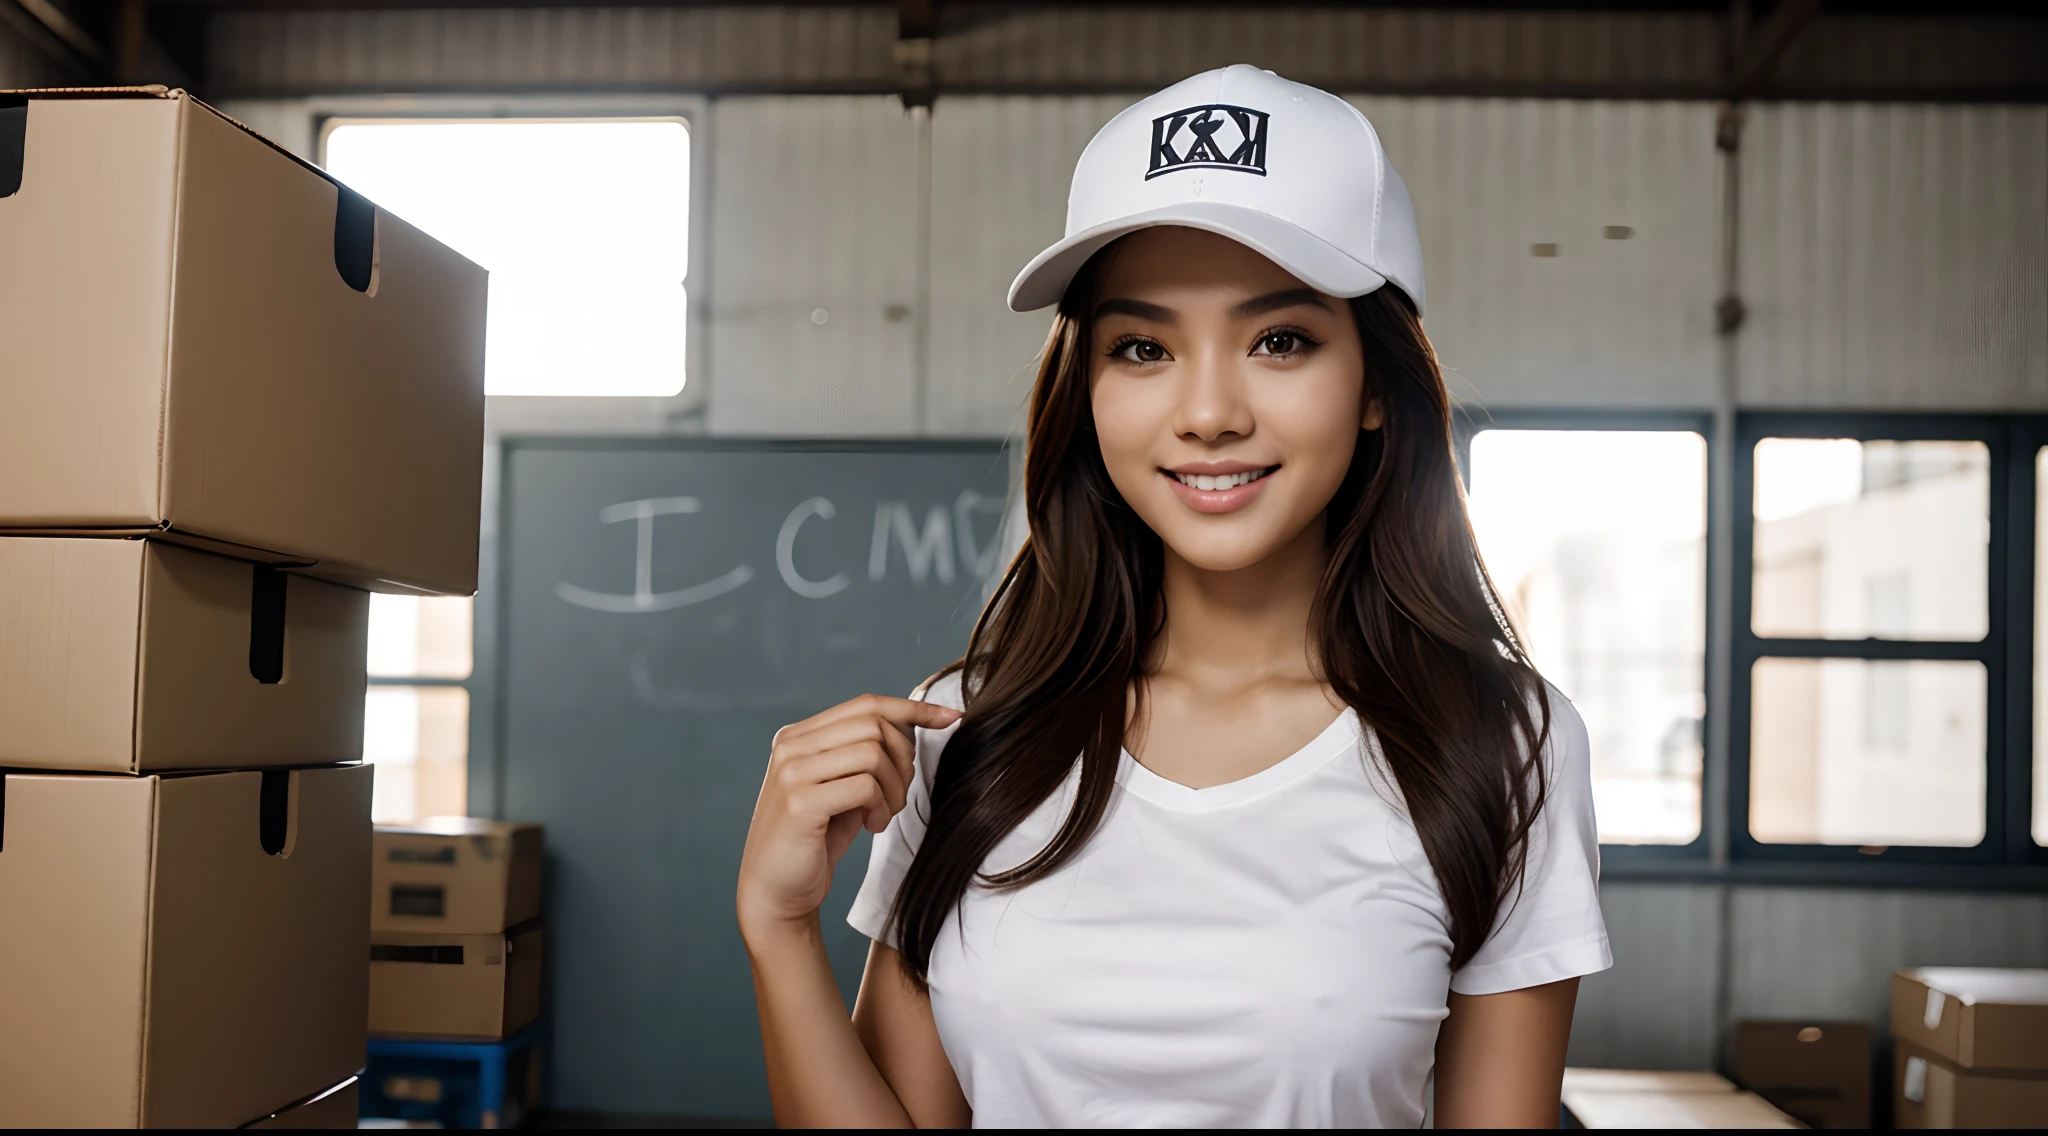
left=734, top=64, right=1609, bottom=1129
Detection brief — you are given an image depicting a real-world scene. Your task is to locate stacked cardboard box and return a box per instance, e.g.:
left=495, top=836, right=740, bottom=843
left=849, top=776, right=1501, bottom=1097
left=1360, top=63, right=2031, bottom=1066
left=1891, top=968, right=2048, bottom=1128
left=0, top=87, right=485, bottom=1128
left=371, top=818, right=546, bottom=1039
left=1733, top=1019, right=1872, bottom=1128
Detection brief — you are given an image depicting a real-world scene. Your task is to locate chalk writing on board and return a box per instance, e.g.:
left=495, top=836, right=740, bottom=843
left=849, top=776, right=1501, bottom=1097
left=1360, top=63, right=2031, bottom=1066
left=557, top=488, right=1009, bottom=614
left=556, top=496, right=757, bottom=613
left=777, top=497, right=851, bottom=599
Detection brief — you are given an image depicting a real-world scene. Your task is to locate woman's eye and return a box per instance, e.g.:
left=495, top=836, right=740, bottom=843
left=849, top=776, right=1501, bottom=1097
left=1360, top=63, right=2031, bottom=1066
left=1114, top=339, right=1169, bottom=363
left=1252, top=332, right=1308, bottom=357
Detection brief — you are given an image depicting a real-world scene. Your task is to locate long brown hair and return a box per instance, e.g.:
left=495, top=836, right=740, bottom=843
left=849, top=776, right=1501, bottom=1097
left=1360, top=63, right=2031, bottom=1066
left=891, top=260, right=1551, bottom=978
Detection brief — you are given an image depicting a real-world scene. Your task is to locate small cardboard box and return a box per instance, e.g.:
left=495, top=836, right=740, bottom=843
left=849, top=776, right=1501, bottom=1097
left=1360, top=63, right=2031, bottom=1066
left=373, top=817, right=543, bottom=934
left=1734, top=1020, right=1871, bottom=1128
left=245, top=1077, right=361, bottom=1130
left=0, top=537, right=367, bottom=773
left=0, top=88, right=485, bottom=596
left=0, top=764, right=372, bottom=1128
left=1892, top=968, right=2048, bottom=1071
left=370, top=923, right=544, bottom=1040
left=1895, top=1038, right=2048, bottom=1128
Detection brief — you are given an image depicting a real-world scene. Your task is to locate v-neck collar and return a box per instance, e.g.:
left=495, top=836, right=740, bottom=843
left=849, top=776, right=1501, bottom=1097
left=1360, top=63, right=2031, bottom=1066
left=1116, top=707, right=1362, bottom=813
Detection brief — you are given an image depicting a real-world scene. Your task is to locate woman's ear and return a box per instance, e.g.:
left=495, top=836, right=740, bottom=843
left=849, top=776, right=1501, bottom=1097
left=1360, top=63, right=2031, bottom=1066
left=1362, top=395, right=1386, bottom=431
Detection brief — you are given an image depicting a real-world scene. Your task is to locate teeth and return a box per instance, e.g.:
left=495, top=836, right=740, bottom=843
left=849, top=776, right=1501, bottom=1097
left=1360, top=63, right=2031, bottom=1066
left=1173, top=468, right=1271, bottom=491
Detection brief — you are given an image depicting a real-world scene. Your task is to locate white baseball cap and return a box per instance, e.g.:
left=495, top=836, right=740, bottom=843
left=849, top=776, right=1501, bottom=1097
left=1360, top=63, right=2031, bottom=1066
left=1008, top=64, right=1425, bottom=317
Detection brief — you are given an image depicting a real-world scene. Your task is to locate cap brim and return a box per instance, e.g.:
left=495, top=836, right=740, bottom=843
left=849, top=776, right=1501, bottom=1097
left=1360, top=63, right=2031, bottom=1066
left=1006, top=202, right=1387, bottom=313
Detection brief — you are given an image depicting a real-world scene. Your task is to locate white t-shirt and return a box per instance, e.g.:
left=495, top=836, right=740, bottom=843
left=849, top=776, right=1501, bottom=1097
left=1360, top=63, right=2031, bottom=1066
left=848, top=672, right=1611, bottom=1129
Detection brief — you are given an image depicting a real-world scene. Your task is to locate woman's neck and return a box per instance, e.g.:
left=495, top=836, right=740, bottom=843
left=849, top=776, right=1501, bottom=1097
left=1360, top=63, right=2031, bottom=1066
left=1151, top=514, right=1327, bottom=692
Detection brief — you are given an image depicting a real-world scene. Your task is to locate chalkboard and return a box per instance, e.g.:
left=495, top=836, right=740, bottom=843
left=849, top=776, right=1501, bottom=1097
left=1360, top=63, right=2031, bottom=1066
left=495, top=438, right=1011, bottom=1121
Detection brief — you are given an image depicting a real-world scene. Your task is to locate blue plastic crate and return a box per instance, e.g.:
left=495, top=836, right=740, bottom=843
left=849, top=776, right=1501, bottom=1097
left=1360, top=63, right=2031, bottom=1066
left=360, top=1024, right=544, bottom=1129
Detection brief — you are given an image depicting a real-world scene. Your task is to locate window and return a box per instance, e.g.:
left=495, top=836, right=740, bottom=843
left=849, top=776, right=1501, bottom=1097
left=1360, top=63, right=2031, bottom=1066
left=1465, top=425, right=1708, bottom=846
left=365, top=595, right=474, bottom=825
left=1736, top=417, right=2008, bottom=862
left=323, top=119, right=691, bottom=397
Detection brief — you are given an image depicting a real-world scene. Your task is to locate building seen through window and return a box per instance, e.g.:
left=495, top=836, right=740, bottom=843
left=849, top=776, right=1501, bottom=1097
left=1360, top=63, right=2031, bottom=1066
left=1748, top=438, right=1990, bottom=847
left=364, top=595, right=474, bottom=826
left=1467, top=429, right=1707, bottom=845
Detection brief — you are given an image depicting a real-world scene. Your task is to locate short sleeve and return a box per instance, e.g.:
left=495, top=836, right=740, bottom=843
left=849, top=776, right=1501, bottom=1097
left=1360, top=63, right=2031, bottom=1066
left=1451, top=686, right=1613, bottom=996
left=845, top=672, right=966, bottom=948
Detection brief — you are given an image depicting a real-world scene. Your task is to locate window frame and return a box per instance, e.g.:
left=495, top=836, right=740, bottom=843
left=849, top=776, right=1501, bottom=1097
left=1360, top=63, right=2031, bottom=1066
left=1730, top=412, right=2012, bottom=866
left=1454, top=407, right=1720, bottom=865
left=2007, top=418, right=2048, bottom=868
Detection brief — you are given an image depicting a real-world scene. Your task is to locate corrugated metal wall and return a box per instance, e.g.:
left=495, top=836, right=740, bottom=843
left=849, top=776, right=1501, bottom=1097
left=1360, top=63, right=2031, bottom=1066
left=210, top=5, right=897, bottom=96
left=201, top=6, right=2046, bottom=101
left=705, top=96, right=924, bottom=435
left=1572, top=883, right=2048, bottom=1071
left=926, top=95, right=1129, bottom=435
left=1740, top=102, right=2048, bottom=409
left=1358, top=97, right=1722, bottom=408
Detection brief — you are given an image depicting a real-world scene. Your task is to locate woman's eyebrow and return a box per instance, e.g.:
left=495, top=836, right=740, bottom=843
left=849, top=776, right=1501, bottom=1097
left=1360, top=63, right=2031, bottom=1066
left=1230, top=288, right=1332, bottom=319
left=1093, top=297, right=1178, bottom=323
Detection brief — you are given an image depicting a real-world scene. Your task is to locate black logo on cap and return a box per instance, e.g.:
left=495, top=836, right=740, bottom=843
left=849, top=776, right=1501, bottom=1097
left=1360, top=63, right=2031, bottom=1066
left=1148, top=104, right=1269, bottom=180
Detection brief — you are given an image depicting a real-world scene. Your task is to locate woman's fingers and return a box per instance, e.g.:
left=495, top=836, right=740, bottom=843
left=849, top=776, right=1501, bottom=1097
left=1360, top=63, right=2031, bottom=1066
left=783, top=742, right=908, bottom=827
left=780, top=694, right=962, bottom=749
left=778, top=713, right=914, bottom=784
left=790, top=773, right=888, bottom=836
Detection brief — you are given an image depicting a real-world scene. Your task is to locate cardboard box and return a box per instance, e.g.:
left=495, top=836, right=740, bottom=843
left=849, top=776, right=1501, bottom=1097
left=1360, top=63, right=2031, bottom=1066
left=0, top=88, right=486, bottom=596
left=1734, top=1020, right=1871, bottom=1128
left=373, top=817, right=544, bottom=934
left=0, top=764, right=372, bottom=1128
left=370, top=923, right=544, bottom=1040
left=1892, top=968, right=2048, bottom=1071
left=246, top=1077, right=361, bottom=1129
left=1895, top=1038, right=2048, bottom=1128
left=1562, top=1088, right=1803, bottom=1129
left=1561, top=1068, right=1737, bottom=1095
left=0, top=537, right=366, bottom=773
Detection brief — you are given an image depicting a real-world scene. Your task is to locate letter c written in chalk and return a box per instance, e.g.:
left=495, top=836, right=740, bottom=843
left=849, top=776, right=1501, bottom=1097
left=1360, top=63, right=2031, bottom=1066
left=777, top=497, right=851, bottom=599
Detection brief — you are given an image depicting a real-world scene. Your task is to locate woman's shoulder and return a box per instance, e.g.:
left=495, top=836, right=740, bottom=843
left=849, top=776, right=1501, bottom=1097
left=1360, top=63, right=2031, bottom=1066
left=913, top=668, right=968, bottom=715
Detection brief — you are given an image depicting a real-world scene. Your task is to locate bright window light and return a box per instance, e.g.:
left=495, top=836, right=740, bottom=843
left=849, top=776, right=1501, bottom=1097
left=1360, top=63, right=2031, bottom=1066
left=324, top=119, right=691, bottom=397
left=1468, top=429, right=1708, bottom=845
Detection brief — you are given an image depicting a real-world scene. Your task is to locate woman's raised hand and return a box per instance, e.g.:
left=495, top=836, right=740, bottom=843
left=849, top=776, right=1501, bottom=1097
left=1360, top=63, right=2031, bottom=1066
left=737, top=694, right=963, bottom=940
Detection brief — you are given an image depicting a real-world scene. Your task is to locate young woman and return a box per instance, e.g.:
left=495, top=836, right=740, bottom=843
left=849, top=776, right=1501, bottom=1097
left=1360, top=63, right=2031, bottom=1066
left=737, top=65, right=1610, bottom=1128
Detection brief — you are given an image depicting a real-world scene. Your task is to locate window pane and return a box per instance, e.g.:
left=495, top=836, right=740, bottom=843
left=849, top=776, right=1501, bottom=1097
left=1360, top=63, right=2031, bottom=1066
left=324, top=120, right=690, bottom=397
left=1468, top=430, right=1707, bottom=845
left=2037, top=448, right=2048, bottom=846
left=1750, top=657, right=1985, bottom=847
left=365, top=686, right=470, bottom=826
left=367, top=594, right=474, bottom=679
left=1752, top=438, right=1988, bottom=641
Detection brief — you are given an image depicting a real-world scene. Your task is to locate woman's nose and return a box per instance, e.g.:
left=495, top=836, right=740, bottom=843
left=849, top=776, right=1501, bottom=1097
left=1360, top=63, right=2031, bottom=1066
left=1173, top=349, right=1254, bottom=442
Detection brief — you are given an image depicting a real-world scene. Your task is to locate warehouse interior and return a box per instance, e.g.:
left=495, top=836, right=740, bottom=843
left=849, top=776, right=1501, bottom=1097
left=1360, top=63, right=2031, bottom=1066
left=2, top=0, right=2046, bottom=1128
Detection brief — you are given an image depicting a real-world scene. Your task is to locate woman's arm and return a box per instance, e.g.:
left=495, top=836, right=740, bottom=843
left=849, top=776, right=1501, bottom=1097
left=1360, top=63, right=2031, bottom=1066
left=1431, top=977, right=1581, bottom=1128
left=738, top=695, right=969, bottom=1127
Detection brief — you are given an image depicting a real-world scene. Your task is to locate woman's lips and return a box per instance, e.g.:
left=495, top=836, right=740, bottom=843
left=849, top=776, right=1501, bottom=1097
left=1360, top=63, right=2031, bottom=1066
left=1161, top=465, right=1278, bottom=514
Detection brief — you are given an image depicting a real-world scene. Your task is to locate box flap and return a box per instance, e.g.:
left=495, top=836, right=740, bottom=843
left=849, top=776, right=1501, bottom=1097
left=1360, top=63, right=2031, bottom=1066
left=1909, top=967, right=2048, bottom=1007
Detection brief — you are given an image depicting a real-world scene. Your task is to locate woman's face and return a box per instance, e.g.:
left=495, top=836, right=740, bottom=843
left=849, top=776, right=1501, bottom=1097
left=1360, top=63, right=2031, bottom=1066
left=1089, top=227, right=1376, bottom=573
